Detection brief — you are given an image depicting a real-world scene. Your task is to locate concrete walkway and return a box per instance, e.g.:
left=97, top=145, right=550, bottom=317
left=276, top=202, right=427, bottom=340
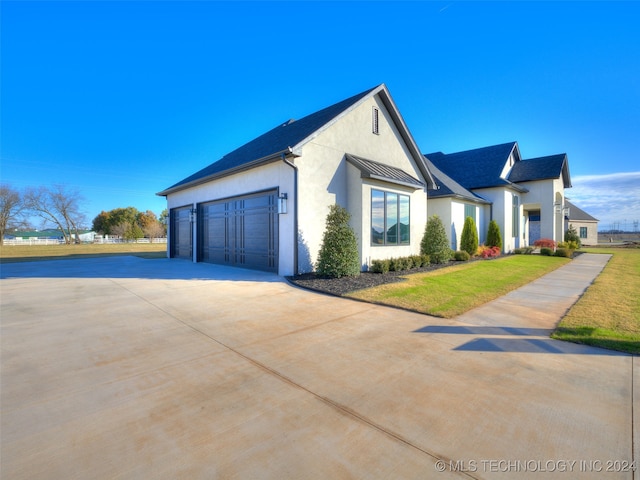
left=1, top=253, right=637, bottom=479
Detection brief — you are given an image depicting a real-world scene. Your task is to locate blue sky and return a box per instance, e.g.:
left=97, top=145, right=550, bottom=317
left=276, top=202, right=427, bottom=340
left=2, top=1, right=639, bottom=231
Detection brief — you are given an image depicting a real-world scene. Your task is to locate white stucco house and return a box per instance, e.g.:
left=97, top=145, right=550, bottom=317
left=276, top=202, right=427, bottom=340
left=158, top=84, right=436, bottom=275
left=425, top=142, right=572, bottom=253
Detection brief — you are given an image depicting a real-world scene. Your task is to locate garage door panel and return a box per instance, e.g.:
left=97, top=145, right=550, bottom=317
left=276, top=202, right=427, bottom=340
left=170, top=207, right=192, bottom=259
left=198, top=191, right=278, bottom=272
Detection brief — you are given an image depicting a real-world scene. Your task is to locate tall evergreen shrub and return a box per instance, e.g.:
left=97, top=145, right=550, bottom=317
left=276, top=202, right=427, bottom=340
left=460, top=216, right=479, bottom=256
left=564, top=224, right=581, bottom=248
left=486, top=220, right=503, bottom=249
left=316, top=204, right=360, bottom=278
left=420, top=215, right=452, bottom=264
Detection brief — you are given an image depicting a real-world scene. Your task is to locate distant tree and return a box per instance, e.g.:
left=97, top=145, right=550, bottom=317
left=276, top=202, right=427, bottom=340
left=0, top=184, right=24, bottom=245
left=460, top=216, right=479, bottom=256
left=143, top=220, right=166, bottom=242
left=316, top=204, right=360, bottom=278
left=486, top=220, right=503, bottom=249
left=159, top=208, right=168, bottom=227
left=92, top=207, right=139, bottom=235
left=421, top=215, right=452, bottom=264
left=23, top=185, right=85, bottom=244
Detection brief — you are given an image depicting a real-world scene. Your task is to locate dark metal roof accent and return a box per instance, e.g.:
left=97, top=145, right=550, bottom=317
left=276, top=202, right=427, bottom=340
left=346, top=154, right=424, bottom=189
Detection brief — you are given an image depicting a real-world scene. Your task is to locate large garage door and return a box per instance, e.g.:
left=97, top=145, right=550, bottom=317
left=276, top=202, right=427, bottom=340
left=170, top=206, right=192, bottom=259
left=198, top=191, right=278, bottom=272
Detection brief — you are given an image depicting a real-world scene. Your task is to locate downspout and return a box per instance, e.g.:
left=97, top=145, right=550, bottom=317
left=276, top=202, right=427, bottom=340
left=282, top=148, right=299, bottom=275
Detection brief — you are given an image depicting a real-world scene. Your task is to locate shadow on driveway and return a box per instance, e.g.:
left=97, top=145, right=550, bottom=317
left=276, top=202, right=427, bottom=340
left=0, top=256, right=284, bottom=283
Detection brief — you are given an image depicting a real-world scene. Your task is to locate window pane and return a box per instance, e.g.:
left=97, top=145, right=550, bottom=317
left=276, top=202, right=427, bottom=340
left=386, top=193, right=398, bottom=244
left=371, top=190, right=385, bottom=245
left=399, top=195, right=410, bottom=244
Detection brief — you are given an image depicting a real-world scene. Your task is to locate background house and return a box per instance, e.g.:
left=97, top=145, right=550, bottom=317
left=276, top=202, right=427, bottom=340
left=158, top=85, right=435, bottom=275
left=565, top=200, right=599, bottom=245
left=426, top=142, right=572, bottom=252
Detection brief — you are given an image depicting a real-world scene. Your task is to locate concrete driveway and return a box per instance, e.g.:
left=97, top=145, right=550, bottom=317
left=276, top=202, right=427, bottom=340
left=1, top=256, right=637, bottom=479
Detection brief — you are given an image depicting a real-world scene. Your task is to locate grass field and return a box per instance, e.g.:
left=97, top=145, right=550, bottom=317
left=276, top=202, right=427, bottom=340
left=0, top=243, right=167, bottom=263
left=552, top=247, right=640, bottom=354
left=347, top=255, right=571, bottom=318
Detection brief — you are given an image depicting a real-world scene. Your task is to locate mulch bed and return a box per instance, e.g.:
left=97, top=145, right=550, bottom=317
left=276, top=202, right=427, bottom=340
left=286, top=261, right=464, bottom=296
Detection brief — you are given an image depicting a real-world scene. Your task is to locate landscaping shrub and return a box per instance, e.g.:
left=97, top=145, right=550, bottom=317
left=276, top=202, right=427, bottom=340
left=555, top=248, right=572, bottom=258
left=540, top=247, right=554, bottom=256
left=421, top=215, right=452, bottom=264
left=534, top=238, right=557, bottom=249
left=477, top=245, right=501, bottom=258
left=409, top=255, right=424, bottom=268
left=559, top=240, right=579, bottom=250
left=486, top=220, right=502, bottom=249
left=453, top=250, right=470, bottom=261
left=370, top=259, right=390, bottom=274
left=420, top=254, right=431, bottom=266
left=460, top=216, right=479, bottom=256
left=514, top=247, right=534, bottom=255
left=564, top=224, right=582, bottom=248
left=316, top=204, right=360, bottom=278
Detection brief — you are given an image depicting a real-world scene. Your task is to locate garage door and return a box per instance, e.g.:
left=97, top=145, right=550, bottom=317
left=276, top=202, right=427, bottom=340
left=170, top=206, right=192, bottom=259
left=198, top=191, right=278, bottom=272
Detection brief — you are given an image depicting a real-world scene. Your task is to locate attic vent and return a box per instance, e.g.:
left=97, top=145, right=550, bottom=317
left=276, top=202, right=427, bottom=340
left=372, top=107, right=379, bottom=134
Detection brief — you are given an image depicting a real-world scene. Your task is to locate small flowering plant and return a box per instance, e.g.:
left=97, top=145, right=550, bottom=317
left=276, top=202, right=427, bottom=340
left=477, top=245, right=501, bottom=258
left=534, top=238, right=557, bottom=250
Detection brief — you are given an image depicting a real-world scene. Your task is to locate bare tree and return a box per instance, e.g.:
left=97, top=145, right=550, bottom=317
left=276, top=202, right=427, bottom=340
left=23, top=185, right=86, bottom=244
left=0, top=184, right=24, bottom=245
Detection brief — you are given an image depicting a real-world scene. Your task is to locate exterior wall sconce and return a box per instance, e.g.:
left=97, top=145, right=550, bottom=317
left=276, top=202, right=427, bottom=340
left=278, top=193, right=288, bottom=214
left=189, top=208, right=197, bottom=223
left=554, top=203, right=570, bottom=217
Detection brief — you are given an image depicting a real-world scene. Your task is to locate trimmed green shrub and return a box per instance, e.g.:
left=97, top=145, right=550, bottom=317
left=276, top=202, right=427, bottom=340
left=486, top=220, right=503, bottom=249
left=370, top=259, right=390, bottom=274
left=564, top=224, right=581, bottom=248
left=389, top=257, right=409, bottom=272
left=316, top=204, right=360, bottom=278
left=555, top=248, right=572, bottom=258
left=421, top=254, right=431, bottom=266
left=409, top=255, right=425, bottom=268
left=453, top=250, right=470, bottom=261
left=559, top=240, right=579, bottom=250
left=460, top=216, right=479, bottom=256
left=540, top=247, right=554, bottom=256
left=421, top=215, right=452, bottom=264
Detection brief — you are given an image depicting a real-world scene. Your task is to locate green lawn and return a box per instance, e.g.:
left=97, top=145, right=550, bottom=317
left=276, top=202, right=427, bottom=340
left=552, top=247, right=640, bottom=354
left=0, top=243, right=167, bottom=263
left=347, top=255, right=571, bottom=318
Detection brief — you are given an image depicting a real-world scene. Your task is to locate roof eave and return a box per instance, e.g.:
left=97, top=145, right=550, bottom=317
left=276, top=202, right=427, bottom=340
left=157, top=148, right=297, bottom=197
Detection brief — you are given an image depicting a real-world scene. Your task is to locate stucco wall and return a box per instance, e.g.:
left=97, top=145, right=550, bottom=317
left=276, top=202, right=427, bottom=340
left=295, top=94, right=428, bottom=272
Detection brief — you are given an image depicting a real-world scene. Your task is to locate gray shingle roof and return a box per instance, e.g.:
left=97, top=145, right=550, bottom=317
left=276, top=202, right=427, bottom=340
left=159, top=86, right=379, bottom=194
left=424, top=142, right=519, bottom=190
left=346, top=154, right=424, bottom=189
left=508, top=153, right=572, bottom=187
left=423, top=157, right=490, bottom=203
left=565, top=200, right=598, bottom=222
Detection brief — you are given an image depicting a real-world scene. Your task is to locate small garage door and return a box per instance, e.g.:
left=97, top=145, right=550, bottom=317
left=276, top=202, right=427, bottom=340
left=170, top=206, right=193, bottom=259
left=198, top=190, right=278, bottom=272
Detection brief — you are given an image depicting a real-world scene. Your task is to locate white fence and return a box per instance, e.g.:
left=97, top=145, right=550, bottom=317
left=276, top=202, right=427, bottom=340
left=2, top=238, right=167, bottom=246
